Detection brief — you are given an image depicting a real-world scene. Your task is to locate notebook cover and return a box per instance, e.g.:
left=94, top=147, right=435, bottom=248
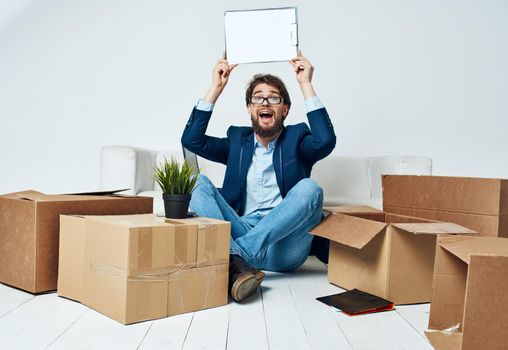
left=317, top=289, right=395, bottom=316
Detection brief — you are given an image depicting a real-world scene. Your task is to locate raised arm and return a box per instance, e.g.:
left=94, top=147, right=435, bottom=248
left=289, top=50, right=317, bottom=99
left=181, top=55, right=238, bottom=164
left=204, top=53, right=238, bottom=104
left=290, top=51, right=336, bottom=163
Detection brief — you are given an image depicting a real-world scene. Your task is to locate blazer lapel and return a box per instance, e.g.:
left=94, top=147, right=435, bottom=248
left=239, top=132, right=254, bottom=181
left=273, top=127, right=286, bottom=195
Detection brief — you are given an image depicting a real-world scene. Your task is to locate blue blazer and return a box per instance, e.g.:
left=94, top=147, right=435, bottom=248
left=181, top=107, right=336, bottom=215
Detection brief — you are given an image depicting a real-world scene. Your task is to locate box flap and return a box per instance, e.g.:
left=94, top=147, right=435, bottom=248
left=391, top=222, right=477, bottom=236
left=310, top=213, right=387, bottom=249
left=1, top=190, right=135, bottom=203
left=324, top=205, right=386, bottom=222
left=385, top=205, right=507, bottom=238
left=0, top=190, right=47, bottom=201
left=386, top=213, right=439, bottom=224
left=425, top=331, right=462, bottom=350
left=439, top=236, right=508, bottom=264
left=165, top=216, right=229, bottom=226
left=87, top=214, right=168, bottom=228
left=323, top=205, right=384, bottom=215
left=64, top=189, right=130, bottom=196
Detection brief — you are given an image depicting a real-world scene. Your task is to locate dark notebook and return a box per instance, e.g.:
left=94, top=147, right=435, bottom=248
left=316, top=289, right=395, bottom=316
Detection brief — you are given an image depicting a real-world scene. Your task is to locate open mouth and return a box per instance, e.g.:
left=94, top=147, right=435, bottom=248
left=258, top=110, right=274, bottom=119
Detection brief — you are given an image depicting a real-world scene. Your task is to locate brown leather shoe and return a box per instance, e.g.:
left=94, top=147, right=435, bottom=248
left=229, top=254, right=265, bottom=302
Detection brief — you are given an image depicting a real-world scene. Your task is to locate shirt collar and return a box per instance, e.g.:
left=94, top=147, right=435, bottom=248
left=254, top=133, right=279, bottom=151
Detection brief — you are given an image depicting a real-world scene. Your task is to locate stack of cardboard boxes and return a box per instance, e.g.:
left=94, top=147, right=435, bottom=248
left=383, top=175, right=508, bottom=349
left=311, top=175, right=508, bottom=350
left=2, top=175, right=508, bottom=343
left=0, top=190, right=153, bottom=293
left=311, top=206, right=475, bottom=304
left=0, top=190, right=231, bottom=325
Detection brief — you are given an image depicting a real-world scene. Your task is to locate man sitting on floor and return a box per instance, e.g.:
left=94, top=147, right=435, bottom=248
left=181, top=51, right=336, bottom=302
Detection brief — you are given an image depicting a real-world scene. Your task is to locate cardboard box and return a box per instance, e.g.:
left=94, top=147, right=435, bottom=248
left=0, top=190, right=153, bottom=293
left=426, top=236, right=508, bottom=350
left=58, top=214, right=230, bottom=324
left=311, top=206, right=476, bottom=304
left=382, top=175, right=508, bottom=237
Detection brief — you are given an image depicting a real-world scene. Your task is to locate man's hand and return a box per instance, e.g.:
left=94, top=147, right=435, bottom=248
left=204, top=53, right=238, bottom=104
left=290, top=50, right=317, bottom=99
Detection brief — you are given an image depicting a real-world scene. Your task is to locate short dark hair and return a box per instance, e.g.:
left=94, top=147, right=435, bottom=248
left=245, top=74, right=291, bottom=110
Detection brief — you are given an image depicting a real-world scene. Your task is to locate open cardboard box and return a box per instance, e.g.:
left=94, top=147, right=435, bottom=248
left=426, top=236, right=508, bottom=350
left=311, top=206, right=476, bottom=304
left=383, top=175, right=508, bottom=237
left=58, top=214, right=230, bottom=324
left=0, top=190, right=153, bottom=293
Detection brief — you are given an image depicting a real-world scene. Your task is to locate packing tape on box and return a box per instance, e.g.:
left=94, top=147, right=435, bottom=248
left=89, top=224, right=201, bottom=282
left=427, top=323, right=461, bottom=335
left=163, top=218, right=230, bottom=267
left=167, top=264, right=229, bottom=313
left=199, top=224, right=220, bottom=267
left=87, top=218, right=228, bottom=283
left=136, top=226, right=153, bottom=269
left=196, top=221, right=229, bottom=267
left=89, top=261, right=188, bottom=282
left=175, top=225, right=193, bottom=266
left=132, top=224, right=195, bottom=271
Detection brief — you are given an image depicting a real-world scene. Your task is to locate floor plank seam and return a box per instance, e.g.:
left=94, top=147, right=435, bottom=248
left=314, top=282, right=354, bottom=350
left=100, top=321, right=114, bottom=337
left=225, top=299, right=233, bottom=350
left=288, top=282, right=313, bottom=349
left=395, top=308, right=430, bottom=342
left=0, top=294, right=35, bottom=319
left=329, top=311, right=356, bottom=350
left=260, top=286, right=271, bottom=350
left=45, top=308, right=90, bottom=349
left=135, top=321, right=154, bottom=350
left=181, top=312, right=195, bottom=350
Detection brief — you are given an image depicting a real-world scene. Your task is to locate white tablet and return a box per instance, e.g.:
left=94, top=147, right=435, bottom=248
left=224, top=7, right=298, bottom=64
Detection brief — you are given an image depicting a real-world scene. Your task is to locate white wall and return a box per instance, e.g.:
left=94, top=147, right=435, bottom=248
left=1, top=0, right=507, bottom=194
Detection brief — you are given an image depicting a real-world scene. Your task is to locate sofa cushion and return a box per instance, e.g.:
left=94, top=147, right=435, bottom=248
left=197, top=158, right=226, bottom=188
left=324, top=196, right=383, bottom=210
left=311, top=157, right=371, bottom=202
left=138, top=190, right=163, bottom=214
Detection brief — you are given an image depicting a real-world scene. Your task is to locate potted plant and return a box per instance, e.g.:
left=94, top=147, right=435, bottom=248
left=154, top=157, right=199, bottom=219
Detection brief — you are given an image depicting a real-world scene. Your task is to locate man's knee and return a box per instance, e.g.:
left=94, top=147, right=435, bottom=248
left=190, top=174, right=220, bottom=213
left=190, top=174, right=216, bottom=206
left=194, top=174, right=215, bottom=192
left=291, top=178, right=323, bottom=208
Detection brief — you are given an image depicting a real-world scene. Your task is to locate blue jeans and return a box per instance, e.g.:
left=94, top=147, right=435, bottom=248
left=189, top=175, right=323, bottom=272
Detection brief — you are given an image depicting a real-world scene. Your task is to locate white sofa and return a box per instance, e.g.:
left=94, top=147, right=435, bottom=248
left=100, top=145, right=432, bottom=214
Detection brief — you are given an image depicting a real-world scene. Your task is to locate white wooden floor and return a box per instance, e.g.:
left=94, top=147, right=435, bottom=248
left=0, top=257, right=433, bottom=350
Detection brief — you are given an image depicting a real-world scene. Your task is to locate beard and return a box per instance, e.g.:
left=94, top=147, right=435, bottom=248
left=251, top=114, right=285, bottom=138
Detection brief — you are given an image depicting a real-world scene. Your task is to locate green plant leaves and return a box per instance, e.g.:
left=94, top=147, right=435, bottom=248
left=153, top=157, right=199, bottom=194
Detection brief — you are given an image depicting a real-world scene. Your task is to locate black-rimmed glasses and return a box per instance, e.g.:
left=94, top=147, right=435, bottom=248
left=249, top=96, right=283, bottom=105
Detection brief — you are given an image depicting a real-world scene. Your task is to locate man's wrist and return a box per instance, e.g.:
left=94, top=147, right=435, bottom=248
left=299, top=82, right=317, bottom=99
left=196, top=98, right=214, bottom=112
left=305, top=96, right=324, bottom=113
left=203, top=85, right=223, bottom=104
